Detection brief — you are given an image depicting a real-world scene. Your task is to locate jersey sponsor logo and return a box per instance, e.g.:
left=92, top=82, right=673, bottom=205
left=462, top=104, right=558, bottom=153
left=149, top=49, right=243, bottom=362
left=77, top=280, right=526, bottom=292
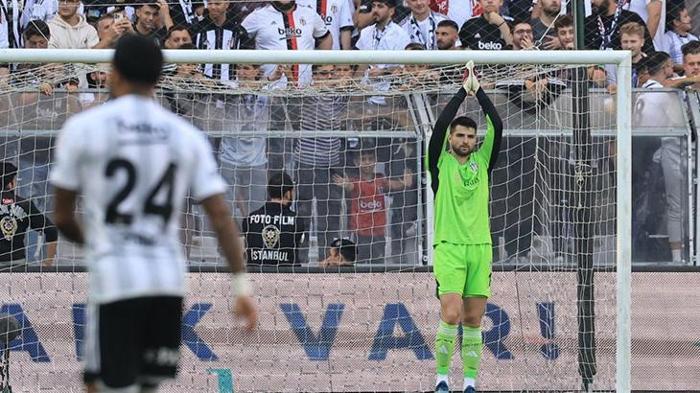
left=144, top=347, right=180, bottom=367
left=278, top=27, right=303, bottom=39
left=477, top=40, right=502, bottom=50
left=359, top=199, right=383, bottom=211
left=261, top=224, right=281, bottom=249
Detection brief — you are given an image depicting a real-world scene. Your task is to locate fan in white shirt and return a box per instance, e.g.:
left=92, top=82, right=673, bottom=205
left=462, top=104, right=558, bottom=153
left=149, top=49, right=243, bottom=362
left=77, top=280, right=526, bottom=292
left=399, top=0, right=447, bottom=50
left=50, top=35, right=257, bottom=393
left=241, top=0, right=332, bottom=87
left=297, top=0, right=354, bottom=49
left=664, top=3, right=699, bottom=68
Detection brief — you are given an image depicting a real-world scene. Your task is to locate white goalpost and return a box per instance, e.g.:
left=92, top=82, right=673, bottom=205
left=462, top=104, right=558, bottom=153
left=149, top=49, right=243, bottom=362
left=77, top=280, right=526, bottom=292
left=0, top=49, right=631, bottom=392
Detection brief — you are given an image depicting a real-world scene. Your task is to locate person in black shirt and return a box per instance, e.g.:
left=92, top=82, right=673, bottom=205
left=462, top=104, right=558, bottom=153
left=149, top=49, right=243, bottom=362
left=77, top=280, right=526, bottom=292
left=0, top=162, right=57, bottom=269
left=191, top=0, right=242, bottom=82
left=585, top=0, right=653, bottom=53
left=459, top=0, right=513, bottom=50
left=243, top=172, right=305, bottom=266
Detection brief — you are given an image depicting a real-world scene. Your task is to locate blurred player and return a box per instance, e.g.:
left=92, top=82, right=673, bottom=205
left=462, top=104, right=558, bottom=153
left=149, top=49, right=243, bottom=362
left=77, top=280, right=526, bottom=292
left=426, top=61, right=503, bottom=393
left=50, top=35, right=257, bottom=393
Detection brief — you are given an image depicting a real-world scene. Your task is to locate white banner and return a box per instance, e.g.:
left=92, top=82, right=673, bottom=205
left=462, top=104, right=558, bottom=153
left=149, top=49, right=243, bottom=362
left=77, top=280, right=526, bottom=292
left=0, top=272, right=698, bottom=392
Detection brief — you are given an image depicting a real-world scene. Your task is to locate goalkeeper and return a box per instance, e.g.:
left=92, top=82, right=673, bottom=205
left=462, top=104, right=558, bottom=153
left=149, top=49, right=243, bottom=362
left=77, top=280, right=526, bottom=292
left=426, top=61, right=503, bottom=393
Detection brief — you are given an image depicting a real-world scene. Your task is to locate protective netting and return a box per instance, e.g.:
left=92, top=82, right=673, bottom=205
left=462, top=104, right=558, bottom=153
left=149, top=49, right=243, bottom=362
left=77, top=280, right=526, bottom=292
left=0, top=60, right=629, bottom=392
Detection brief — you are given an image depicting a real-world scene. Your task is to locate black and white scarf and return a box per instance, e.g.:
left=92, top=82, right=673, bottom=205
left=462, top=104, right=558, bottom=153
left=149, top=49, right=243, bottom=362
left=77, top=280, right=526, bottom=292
left=409, top=12, right=438, bottom=50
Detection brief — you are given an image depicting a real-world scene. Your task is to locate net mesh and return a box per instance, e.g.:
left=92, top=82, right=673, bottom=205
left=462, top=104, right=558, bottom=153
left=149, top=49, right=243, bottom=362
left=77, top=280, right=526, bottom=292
left=0, top=61, right=626, bottom=392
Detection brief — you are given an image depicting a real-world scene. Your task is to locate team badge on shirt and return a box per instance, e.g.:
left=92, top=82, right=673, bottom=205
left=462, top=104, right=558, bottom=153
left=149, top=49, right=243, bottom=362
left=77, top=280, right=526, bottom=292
left=470, top=162, right=478, bottom=173
left=0, top=216, right=17, bottom=241
left=262, top=224, right=281, bottom=248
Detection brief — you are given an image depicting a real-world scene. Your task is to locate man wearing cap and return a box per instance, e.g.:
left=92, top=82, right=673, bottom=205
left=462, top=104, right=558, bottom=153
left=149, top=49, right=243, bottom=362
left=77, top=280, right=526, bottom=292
left=243, top=172, right=305, bottom=266
left=0, top=162, right=57, bottom=269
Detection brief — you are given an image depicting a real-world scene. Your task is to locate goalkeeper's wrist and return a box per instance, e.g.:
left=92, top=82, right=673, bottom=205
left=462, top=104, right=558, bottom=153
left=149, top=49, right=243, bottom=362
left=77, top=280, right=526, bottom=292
left=231, top=273, right=252, bottom=297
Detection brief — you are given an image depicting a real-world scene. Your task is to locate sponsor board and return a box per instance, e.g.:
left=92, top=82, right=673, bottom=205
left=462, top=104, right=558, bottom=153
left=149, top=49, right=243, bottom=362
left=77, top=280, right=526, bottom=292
left=0, top=272, right=698, bottom=392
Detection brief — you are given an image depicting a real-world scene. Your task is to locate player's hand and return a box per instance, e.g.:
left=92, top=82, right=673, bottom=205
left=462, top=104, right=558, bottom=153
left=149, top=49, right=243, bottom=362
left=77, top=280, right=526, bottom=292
left=332, top=174, right=347, bottom=186
left=462, top=60, right=480, bottom=95
left=233, top=295, right=257, bottom=331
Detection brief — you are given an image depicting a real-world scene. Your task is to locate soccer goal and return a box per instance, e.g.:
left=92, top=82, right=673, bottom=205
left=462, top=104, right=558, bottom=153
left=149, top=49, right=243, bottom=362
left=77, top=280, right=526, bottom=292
left=0, top=49, right=631, bottom=392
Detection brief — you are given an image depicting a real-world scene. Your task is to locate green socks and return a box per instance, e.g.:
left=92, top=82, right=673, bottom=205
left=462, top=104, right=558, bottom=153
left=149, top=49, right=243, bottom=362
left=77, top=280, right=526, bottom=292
left=461, top=325, right=482, bottom=380
left=435, top=320, right=458, bottom=376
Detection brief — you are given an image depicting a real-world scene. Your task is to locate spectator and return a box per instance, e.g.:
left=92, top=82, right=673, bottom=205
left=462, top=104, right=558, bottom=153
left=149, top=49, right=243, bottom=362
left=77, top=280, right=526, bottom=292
left=0, top=0, right=53, bottom=48
left=665, top=3, right=698, bottom=69
left=665, top=39, right=700, bottom=88
left=293, top=64, right=351, bottom=263
left=0, top=20, right=51, bottom=76
left=606, top=22, right=649, bottom=89
left=241, top=0, right=332, bottom=88
left=133, top=1, right=167, bottom=46
left=162, top=0, right=206, bottom=29
left=297, top=0, right=354, bottom=49
left=623, top=0, right=665, bottom=51
left=399, top=0, right=448, bottom=50
left=459, top=0, right=513, bottom=50
left=355, top=0, right=410, bottom=104
left=435, top=19, right=459, bottom=49
left=585, top=0, right=654, bottom=53
left=320, top=238, right=357, bottom=267
left=219, top=64, right=270, bottom=226
left=511, top=20, right=534, bottom=50
left=242, top=172, right=305, bottom=266
left=191, top=0, right=241, bottom=82
left=0, top=162, right=58, bottom=270
left=93, top=12, right=134, bottom=49
left=47, top=0, right=99, bottom=49
left=681, top=40, right=700, bottom=87
left=164, top=25, right=193, bottom=49
left=530, top=0, right=561, bottom=49
left=333, top=149, right=412, bottom=264
left=635, top=51, right=684, bottom=263
left=429, top=0, right=475, bottom=28
left=554, top=13, right=574, bottom=49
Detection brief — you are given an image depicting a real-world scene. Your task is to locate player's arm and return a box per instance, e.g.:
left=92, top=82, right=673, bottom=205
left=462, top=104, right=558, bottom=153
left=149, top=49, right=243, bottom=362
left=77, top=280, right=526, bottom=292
left=190, top=130, right=257, bottom=330
left=53, top=187, right=84, bottom=245
left=475, top=87, right=503, bottom=173
left=427, top=86, right=467, bottom=192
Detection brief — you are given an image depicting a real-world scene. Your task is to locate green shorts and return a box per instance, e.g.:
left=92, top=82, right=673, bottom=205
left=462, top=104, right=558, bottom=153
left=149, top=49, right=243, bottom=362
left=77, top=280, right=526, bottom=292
left=433, top=242, right=493, bottom=298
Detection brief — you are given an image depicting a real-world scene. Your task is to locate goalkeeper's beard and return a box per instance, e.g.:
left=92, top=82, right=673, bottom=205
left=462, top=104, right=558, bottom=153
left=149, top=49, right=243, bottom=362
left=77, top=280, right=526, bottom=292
left=451, top=144, right=473, bottom=157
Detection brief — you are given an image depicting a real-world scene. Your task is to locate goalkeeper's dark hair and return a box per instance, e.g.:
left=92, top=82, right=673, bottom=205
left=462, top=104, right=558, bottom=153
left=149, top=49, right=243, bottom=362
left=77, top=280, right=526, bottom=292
left=112, top=34, right=163, bottom=86
left=268, top=172, right=295, bottom=199
left=450, top=116, right=477, bottom=133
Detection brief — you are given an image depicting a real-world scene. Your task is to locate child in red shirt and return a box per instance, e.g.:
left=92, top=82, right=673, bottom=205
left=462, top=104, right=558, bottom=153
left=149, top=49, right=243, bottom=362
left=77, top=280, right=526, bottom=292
left=333, top=149, right=413, bottom=263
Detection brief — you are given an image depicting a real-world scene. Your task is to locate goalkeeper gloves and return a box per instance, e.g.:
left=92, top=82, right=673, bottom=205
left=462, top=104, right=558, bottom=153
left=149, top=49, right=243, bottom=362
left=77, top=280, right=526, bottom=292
left=462, top=60, right=480, bottom=95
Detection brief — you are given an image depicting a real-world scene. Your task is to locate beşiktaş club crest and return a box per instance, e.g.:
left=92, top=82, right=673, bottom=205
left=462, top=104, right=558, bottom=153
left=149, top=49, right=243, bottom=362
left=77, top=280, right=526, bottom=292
left=0, top=216, right=17, bottom=241
left=261, top=224, right=281, bottom=249
left=470, top=161, right=479, bottom=172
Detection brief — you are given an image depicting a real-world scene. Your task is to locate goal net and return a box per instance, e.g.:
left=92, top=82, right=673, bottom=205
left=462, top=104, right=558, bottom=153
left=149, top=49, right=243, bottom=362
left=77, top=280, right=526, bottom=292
left=0, top=51, right=631, bottom=392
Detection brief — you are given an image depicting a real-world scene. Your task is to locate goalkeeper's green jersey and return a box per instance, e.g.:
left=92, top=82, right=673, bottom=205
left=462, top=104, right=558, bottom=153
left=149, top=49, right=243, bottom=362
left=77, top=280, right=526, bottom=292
left=426, top=88, right=503, bottom=246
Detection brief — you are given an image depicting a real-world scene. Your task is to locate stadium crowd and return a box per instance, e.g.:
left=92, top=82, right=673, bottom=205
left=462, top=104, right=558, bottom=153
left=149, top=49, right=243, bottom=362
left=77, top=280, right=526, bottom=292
left=0, top=0, right=698, bottom=267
